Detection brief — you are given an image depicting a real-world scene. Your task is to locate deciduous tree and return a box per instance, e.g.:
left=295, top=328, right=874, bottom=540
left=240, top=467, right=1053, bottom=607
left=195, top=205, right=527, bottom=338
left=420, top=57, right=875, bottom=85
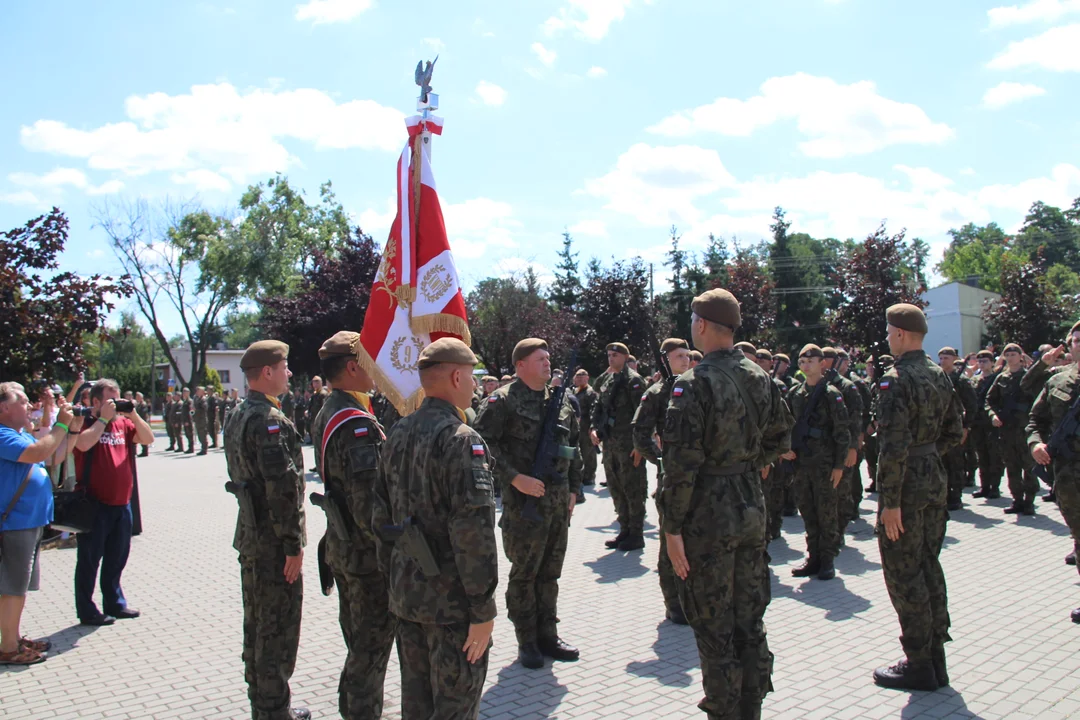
left=983, top=254, right=1068, bottom=351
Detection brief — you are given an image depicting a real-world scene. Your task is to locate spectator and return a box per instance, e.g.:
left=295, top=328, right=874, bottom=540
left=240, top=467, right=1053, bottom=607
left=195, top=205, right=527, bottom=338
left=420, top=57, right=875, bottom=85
left=72, top=379, right=154, bottom=626
left=0, top=381, right=83, bottom=665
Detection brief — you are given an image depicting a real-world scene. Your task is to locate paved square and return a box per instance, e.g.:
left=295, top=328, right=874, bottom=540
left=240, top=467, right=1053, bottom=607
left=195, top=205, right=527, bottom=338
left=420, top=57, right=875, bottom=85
left=3, top=438, right=1080, bottom=719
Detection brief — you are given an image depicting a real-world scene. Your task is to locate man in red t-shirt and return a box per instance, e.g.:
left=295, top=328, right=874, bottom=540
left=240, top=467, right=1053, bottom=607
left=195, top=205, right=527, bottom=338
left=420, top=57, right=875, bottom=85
left=73, top=379, right=155, bottom=626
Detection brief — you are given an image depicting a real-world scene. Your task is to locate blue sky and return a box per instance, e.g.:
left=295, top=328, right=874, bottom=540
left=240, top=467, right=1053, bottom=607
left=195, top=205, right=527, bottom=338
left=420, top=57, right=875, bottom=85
left=2, top=0, right=1079, bottom=335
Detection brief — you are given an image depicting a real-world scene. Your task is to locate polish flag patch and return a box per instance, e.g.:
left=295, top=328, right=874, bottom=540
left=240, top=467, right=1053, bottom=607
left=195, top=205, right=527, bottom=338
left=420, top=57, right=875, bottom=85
left=836, top=395, right=844, bottom=402
left=267, top=424, right=280, bottom=434
left=673, top=387, right=684, bottom=397
left=880, top=380, right=891, bottom=390
left=488, top=396, right=498, bottom=404
left=472, top=444, right=485, bottom=456
left=354, top=427, right=369, bottom=437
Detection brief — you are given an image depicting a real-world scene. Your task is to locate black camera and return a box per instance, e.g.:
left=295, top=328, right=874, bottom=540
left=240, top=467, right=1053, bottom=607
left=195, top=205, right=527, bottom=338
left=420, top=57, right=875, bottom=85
left=114, top=400, right=135, bottom=413
left=75, top=407, right=95, bottom=418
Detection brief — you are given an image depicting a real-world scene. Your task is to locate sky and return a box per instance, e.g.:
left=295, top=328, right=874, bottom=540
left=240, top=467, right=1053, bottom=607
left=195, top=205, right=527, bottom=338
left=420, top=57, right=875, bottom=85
left=2, top=0, right=1079, bottom=336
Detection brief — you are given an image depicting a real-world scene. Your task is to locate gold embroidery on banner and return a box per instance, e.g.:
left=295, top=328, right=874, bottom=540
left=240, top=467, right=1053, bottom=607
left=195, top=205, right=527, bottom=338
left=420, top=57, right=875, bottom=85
left=390, top=336, right=426, bottom=373
left=419, top=264, right=452, bottom=304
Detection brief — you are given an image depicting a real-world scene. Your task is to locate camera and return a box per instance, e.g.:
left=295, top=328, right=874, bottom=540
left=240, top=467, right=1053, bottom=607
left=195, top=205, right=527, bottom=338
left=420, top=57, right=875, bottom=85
left=114, top=400, right=135, bottom=413
left=75, top=407, right=95, bottom=418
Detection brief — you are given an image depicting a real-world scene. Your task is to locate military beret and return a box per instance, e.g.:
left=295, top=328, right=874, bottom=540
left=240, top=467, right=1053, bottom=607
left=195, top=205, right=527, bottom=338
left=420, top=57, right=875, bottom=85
left=878, top=354, right=895, bottom=367
left=417, top=338, right=478, bottom=369
left=628, top=355, right=638, bottom=363
left=691, top=289, right=742, bottom=329
left=318, top=331, right=360, bottom=359
left=799, top=344, right=824, bottom=359
left=937, top=346, right=958, bottom=357
left=1002, top=343, right=1023, bottom=355
left=755, top=349, right=773, bottom=361
left=835, top=348, right=849, bottom=359
left=606, top=342, right=630, bottom=355
left=735, top=341, right=757, bottom=355
left=240, top=340, right=289, bottom=370
left=574, top=368, right=589, bottom=377
left=822, top=347, right=838, bottom=360
left=500, top=375, right=513, bottom=381
left=976, top=350, right=994, bottom=361
left=774, top=353, right=790, bottom=363
left=886, top=303, right=928, bottom=334
left=661, top=338, right=689, bottom=353
left=512, top=338, right=549, bottom=365
left=481, top=375, right=497, bottom=383
left=688, top=350, right=703, bottom=361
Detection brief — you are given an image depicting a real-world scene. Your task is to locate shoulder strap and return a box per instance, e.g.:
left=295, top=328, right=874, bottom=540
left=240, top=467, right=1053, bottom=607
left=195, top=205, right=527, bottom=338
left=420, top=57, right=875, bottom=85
left=1, top=464, right=36, bottom=529
left=713, top=361, right=760, bottom=430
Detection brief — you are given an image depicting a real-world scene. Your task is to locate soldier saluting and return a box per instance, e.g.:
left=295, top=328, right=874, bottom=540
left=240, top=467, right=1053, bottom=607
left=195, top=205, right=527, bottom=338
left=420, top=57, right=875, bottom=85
left=223, top=340, right=309, bottom=720
left=985, top=343, right=1037, bottom=515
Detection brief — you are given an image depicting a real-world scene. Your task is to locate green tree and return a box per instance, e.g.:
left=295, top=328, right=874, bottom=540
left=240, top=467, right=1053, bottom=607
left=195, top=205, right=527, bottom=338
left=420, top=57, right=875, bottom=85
left=221, top=309, right=263, bottom=349
left=717, top=245, right=776, bottom=348
left=662, top=226, right=694, bottom=342
left=1012, top=200, right=1080, bottom=269
left=204, top=367, right=225, bottom=395
left=549, top=232, right=583, bottom=312
left=767, top=208, right=836, bottom=349
left=578, top=258, right=652, bottom=375
left=983, top=254, right=1068, bottom=350
left=936, top=222, right=1010, bottom=292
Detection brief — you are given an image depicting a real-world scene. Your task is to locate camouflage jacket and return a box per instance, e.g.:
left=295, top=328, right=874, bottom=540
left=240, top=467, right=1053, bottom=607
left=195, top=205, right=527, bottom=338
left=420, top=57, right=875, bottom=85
left=948, top=367, right=979, bottom=429
left=573, top=385, right=599, bottom=442
left=847, top=372, right=873, bottom=432
left=373, top=396, right=499, bottom=625
left=222, top=397, right=238, bottom=424
left=971, top=372, right=997, bottom=427
left=193, top=396, right=207, bottom=426
left=876, top=350, right=964, bottom=509
left=985, top=367, right=1033, bottom=431
left=789, top=378, right=850, bottom=468
left=828, top=373, right=862, bottom=450
left=1027, top=364, right=1080, bottom=459
left=169, top=399, right=185, bottom=424
left=281, top=392, right=294, bottom=420
left=180, top=397, right=194, bottom=425
left=1021, top=357, right=1068, bottom=398
left=371, top=392, right=401, bottom=433
left=660, top=348, right=793, bottom=535
left=223, top=391, right=307, bottom=556
left=631, top=376, right=675, bottom=464
left=136, top=401, right=150, bottom=422
left=312, top=389, right=384, bottom=575
left=473, top=379, right=582, bottom=494
left=307, top=389, right=328, bottom=422
left=591, top=365, right=646, bottom=447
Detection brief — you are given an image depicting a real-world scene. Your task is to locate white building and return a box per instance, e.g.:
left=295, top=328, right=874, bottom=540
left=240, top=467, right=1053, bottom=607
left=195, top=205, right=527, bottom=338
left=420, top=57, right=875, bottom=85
left=921, top=282, right=1001, bottom=356
left=156, top=344, right=247, bottom=393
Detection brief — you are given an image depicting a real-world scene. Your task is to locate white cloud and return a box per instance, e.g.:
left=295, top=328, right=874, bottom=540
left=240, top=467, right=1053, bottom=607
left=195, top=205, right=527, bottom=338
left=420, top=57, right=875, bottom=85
left=988, top=23, right=1080, bottom=71
left=358, top=196, right=396, bottom=235
left=422, top=37, right=445, bottom=53
left=8, top=167, right=124, bottom=196
left=443, top=198, right=521, bottom=259
left=86, top=248, right=106, bottom=259
left=975, top=163, right=1080, bottom=214
left=648, top=73, right=953, bottom=158
left=586, top=66, right=608, bottom=78
left=295, top=0, right=373, bottom=24
left=493, top=257, right=554, bottom=285
left=982, top=81, right=1047, bottom=108
left=569, top=219, right=608, bottom=237
left=20, top=82, right=404, bottom=185
left=172, top=169, right=232, bottom=192
left=0, top=191, right=41, bottom=206
left=531, top=42, right=557, bottom=67
left=988, top=0, right=1080, bottom=27
left=543, top=0, right=635, bottom=41
left=894, top=165, right=954, bottom=192
left=475, top=81, right=507, bottom=106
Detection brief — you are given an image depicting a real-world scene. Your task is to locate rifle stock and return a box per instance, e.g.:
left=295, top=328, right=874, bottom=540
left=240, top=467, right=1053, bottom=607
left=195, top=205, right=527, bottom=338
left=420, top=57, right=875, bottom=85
left=523, top=349, right=580, bottom=522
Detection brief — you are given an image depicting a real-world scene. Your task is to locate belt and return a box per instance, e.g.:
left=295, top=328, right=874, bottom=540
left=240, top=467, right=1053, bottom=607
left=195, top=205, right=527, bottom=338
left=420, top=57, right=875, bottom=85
left=908, top=442, right=938, bottom=458
left=699, top=461, right=754, bottom=476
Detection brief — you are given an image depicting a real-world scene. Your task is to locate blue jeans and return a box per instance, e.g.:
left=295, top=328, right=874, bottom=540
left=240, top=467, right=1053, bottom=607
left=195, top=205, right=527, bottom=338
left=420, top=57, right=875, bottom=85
left=75, top=503, right=132, bottom=620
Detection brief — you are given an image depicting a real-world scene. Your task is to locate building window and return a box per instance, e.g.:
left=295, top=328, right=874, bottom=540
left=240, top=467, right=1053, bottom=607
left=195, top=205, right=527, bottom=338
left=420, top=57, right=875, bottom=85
left=219, top=370, right=231, bottom=384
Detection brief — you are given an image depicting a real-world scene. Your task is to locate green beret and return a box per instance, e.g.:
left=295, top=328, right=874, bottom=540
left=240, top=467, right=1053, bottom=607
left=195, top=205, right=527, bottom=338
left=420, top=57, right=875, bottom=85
left=1002, top=343, right=1023, bottom=355
left=606, top=342, right=630, bottom=355
left=799, top=344, right=824, bottom=359
left=774, top=353, right=790, bottom=363
left=661, top=338, right=689, bottom=354
left=688, top=350, right=703, bottom=361
left=735, top=341, right=757, bottom=355
left=886, top=303, right=928, bottom=334
left=240, top=340, right=289, bottom=370
left=822, top=347, right=838, bottom=360
left=318, top=331, right=360, bottom=359
left=418, top=338, right=478, bottom=368
left=692, top=289, right=742, bottom=329
left=835, top=348, right=849, bottom=359
left=481, top=375, right=497, bottom=383
left=755, top=349, right=773, bottom=361
left=512, top=338, right=549, bottom=365
left=976, top=350, right=994, bottom=361
left=937, top=347, right=958, bottom=358
left=878, top=354, right=895, bottom=368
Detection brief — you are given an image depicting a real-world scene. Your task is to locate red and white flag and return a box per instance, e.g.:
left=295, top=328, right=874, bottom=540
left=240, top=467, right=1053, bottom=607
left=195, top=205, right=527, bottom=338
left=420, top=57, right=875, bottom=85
left=357, top=114, right=470, bottom=415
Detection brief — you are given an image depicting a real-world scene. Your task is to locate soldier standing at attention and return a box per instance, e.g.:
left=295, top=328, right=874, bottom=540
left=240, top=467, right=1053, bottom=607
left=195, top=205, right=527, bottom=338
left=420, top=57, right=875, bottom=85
left=938, top=348, right=978, bottom=511
left=372, top=338, right=498, bottom=720
left=134, top=392, right=151, bottom=458
left=1029, top=322, right=1080, bottom=622
left=838, top=349, right=872, bottom=517
left=970, top=350, right=1003, bottom=501
left=756, top=349, right=792, bottom=542
left=170, top=391, right=186, bottom=453
left=308, top=377, right=329, bottom=473
left=473, top=338, right=582, bottom=669
left=223, top=340, right=309, bottom=720
left=281, top=388, right=295, bottom=433
left=783, top=345, right=850, bottom=581
left=662, top=289, right=792, bottom=720
left=292, top=389, right=307, bottom=443
left=1021, top=343, right=1069, bottom=505
left=180, top=387, right=195, bottom=455
left=872, top=304, right=963, bottom=691
left=207, top=390, right=220, bottom=449
left=310, top=332, right=396, bottom=719
left=985, top=343, right=1037, bottom=515
left=822, top=347, right=862, bottom=536
left=193, top=386, right=209, bottom=456
left=163, top=392, right=176, bottom=452
left=688, top=350, right=702, bottom=369
left=590, top=342, right=648, bottom=551
left=631, top=337, right=691, bottom=625
left=572, top=369, right=599, bottom=487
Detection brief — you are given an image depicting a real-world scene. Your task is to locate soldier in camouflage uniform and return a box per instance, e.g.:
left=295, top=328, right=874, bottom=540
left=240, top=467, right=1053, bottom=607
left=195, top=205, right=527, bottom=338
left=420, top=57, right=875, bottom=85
left=135, top=392, right=151, bottom=457
left=222, top=340, right=309, bottom=720
left=865, top=354, right=895, bottom=493
left=474, top=338, right=582, bottom=669
left=207, top=390, right=220, bottom=449
left=970, top=350, right=1003, bottom=500
left=590, top=342, right=648, bottom=551
left=170, top=390, right=186, bottom=453
left=310, top=332, right=396, bottom=719
left=661, top=289, right=792, bottom=720
left=872, top=304, right=963, bottom=692
left=194, top=386, right=209, bottom=455
left=1028, top=322, right=1080, bottom=623
left=631, top=338, right=691, bottom=625
left=784, top=345, right=850, bottom=581
left=281, top=388, right=294, bottom=430
left=822, top=347, right=862, bottom=535
left=307, top=377, right=329, bottom=471
left=838, top=349, right=872, bottom=515
left=572, top=370, right=599, bottom=486
left=1022, top=344, right=1070, bottom=505
left=163, top=392, right=176, bottom=451
left=937, top=348, right=978, bottom=511
left=372, top=338, right=499, bottom=720
left=223, top=388, right=239, bottom=426
left=755, top=349, right=792, bottom=542
left=179, top=387, right=195, bottom=454
left=371, top=388, right=402, bottom=434
left=985, top=343, right=1037, bottom=515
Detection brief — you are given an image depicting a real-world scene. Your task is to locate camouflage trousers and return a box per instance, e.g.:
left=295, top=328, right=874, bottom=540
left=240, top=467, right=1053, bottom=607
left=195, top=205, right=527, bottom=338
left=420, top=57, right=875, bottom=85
left=183, top=421, right=194, bottom=450
left=876, top=465, right=950, bottom=663
left=851, top=448, right=865, bottom=516
left=602, top=439, right=647, bottom=535
left=942, top=444, right=966, bottom=507
left=970, top=425, right=1002, bottom=492
left=762, top=464, right=787, bottom=541
left=835, top=465, right=856, bottom=535
left=1001, top=426, right=1037, bottom=504
left=676, top=472, right=772, bottom=720
left=1054, top=469, right=1080, bottom=578
left=165, top=419, right=176, bottom=448
left=333, top=566, right=397, bottom=720
left=578, top=435, right=597, bottom=484
left=396, top=619, right=488, bottom=720
left=211, top=416, right=220, bottom=446
left=864, top=434, right=879, bottom=486
left=796, top=463, right=840, bottom=560
left=964, top=442, right=977, bottom=486
left=195, top=419, right=208, bottom=452
left=239, top=551, right=303, bottom=720
left=501, top=484, right=569, bottom=644
left=653, top=478, right=680, bottom=614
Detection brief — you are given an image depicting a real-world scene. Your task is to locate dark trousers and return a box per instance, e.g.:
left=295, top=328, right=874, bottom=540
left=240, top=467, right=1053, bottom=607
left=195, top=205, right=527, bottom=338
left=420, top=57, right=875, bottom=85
left=241, top=551, right=302, bottom=720
left=75, top=503, right=133, bottom=620
left=397, top=620, right=488, bottom=720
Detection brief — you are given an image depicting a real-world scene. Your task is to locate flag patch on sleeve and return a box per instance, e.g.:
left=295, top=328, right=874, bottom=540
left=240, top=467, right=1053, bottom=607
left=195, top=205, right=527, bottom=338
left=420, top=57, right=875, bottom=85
left=472, top=444, right=485, bottom=456
left=836, top=395, right=844, bottom=402
left=267, top=424, right=280, bottom=434
left=354, top=427, right=369, bottom=437
left=880, top=380, right=891, bottom=390
left=488, top=396, right=498, bottom=404
left=673, top=387, right=684, bottom=397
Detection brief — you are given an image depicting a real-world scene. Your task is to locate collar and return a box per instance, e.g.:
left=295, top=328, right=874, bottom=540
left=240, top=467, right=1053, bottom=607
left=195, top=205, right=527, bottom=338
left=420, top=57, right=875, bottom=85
left=345, top=390, right=372, bottom=412
left=248, top=390, right=280, bottom=409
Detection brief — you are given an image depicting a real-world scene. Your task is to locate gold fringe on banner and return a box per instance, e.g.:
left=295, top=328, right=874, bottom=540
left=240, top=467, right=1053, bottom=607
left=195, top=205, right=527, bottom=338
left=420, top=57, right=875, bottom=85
left=354, top=341, right=425, bottom=418
left=410, top=313, right=472, bottom=346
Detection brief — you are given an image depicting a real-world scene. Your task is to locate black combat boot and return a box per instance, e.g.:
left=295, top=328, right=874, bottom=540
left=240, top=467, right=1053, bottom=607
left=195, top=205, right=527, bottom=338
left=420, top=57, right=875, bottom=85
left=1021, top=502, right=1036, bottom=516
left=184, top=448, right=194, bottom=454
left=289, top=707, right=311, bottom=719
left=946, top=500, right=962, bottom=511
left=932, top=647, right=949, bottom=687
left=817, top=555, right=836, bottom=581
left=1066, top=551, right=1076, bottom=566
left=197, top=449, right=208, bottom=456
left=576, top=490, right=586, bottom=504
left=1003, top=502, right=1021, bottom=514
left=972, top=488, right=988, bottom=498
left=518, top=642, right=545, bottom=669
left=165, top=444, right=174, bottom=452
left=1072, top=608, right=1080, bottom=624
left=538, top=636, right=579, bottom=661
left=618, top=534, right=645, bottom=551
left=792, top=555, right=820, bottom=578
left=872, top=659, right=939, bottom=691
left=986, top=487, right=1001, bottom=499
left=665, top=606, right=689, bottom=626
left=605, top=530, right=628, bottom=549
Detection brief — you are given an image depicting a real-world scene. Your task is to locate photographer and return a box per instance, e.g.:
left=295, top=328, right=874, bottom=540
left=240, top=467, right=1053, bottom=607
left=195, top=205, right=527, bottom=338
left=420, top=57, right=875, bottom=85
left=72, top=379, right=154, bottom=626
left=1, top=382, right=83, bottom=665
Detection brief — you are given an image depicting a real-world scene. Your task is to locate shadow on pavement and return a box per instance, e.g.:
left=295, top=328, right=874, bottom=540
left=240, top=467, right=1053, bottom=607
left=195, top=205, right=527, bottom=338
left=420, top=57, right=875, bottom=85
left=947, top=507, right=1005, bottom=529
left=899, top=686, right=985, bottom=719
left=583, top=550, right=650, bottom=584
left=774, top=577, right=872, bottom=622
left=0, top=624, right=100, bottom=675
left=480, top=661, right=568, bottom=718
left=767, top=535, right=802, bottom=565
left=834, top=544, right=881, bottom=576
left=626, top=619, right=698, bottom=688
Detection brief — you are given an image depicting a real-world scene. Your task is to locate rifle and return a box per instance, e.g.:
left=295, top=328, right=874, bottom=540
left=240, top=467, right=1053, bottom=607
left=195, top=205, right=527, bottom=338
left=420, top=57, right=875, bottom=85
left=381, top=516, right=441, bottom=578
left=1032, top=389, right=1080, bottom=485
left=522, top=349, right=580, bottom=522
left=784, top=369, right=837, bottom=473
left=594, top=366, right=625, bottom=442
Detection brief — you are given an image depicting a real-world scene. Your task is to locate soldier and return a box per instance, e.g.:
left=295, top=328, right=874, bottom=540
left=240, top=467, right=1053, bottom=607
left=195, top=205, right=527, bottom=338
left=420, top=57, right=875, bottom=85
left=180, top=387, right=195, bottom=454
left=292, top=389, right=307, bottom=443
left=1022, top=343, right=1069, bottom=504
left=688, top=350, right=702, bottom=369
left=135, top=392, right=151, bottom=457
left=872, top=304, right=963, bottom=691
left=207, top=390, right=220, bottom=449
left=985, top=343, right=1037, bottom=515
left=309, top=332, right=395, bottom=719
left=307, top=376, right=329, bottom=473
left=757, top=350, right=792, bottom=541
left=499, top=374, right=513, bottom=388
left=371, top=388, right=402, bottom=434
left=572, top=369, right=599, bottom=487
left=1028, top=322, right=1080, bottom=622
left=838, top=349, right=872, bottom=516
left=735, top=341, right=757, bottom=362
left=822, top=347, right=862, bottom=535
left=223, top=388, right=240, bottom=426
left=167, top=390, right=182, bottom=452
left=970, top=350, right=1003, bottom=500
left=473, top=338, right=581, bottom=670
left=631, top=337, right=691, bottom=625
left=372, top=338, right=498, bottom=720
left=281, top=387, right=295, bottom=432
left=590, top=342, right=648, bottom=551
left=662, top=289, right=792, bottom=720
left=163, top=391, right=176, bottom=452
left=938, top=348, right=978, bottom=511
left=480, top=376, right=498, bottom=398
left=222, top=340, right=309, bottom=720
left=783, top=345, right=850, bottom=581
left=193, top=386, right=209, bottom=455
left=865, top=354, right=895, bottom=493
